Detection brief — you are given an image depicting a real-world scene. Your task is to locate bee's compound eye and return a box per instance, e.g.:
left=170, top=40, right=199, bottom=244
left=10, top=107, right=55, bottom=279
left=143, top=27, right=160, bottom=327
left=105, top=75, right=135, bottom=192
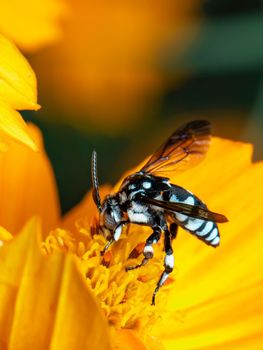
left=102, top=208, right=116, bottom=230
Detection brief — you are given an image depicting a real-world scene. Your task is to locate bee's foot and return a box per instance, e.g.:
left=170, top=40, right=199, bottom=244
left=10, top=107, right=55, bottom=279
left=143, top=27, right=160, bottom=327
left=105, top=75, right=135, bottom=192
left=125, top=265, right=140, bottom=272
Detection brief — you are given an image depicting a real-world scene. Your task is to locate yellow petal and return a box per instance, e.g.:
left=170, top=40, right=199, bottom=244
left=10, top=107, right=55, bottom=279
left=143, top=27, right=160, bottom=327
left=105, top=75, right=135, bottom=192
left=0, top=217, right=112, bottom=349
left=164, top=282, right=263, bottom=350
left=31, top=1, right=199, bottom=132
left=113, top=329, right=166, bottom=350
left=0, top=33, right=40, bottom=150
left=113, top=329, right=147, bottom=350
left=0, top=0, right=66, bottom=52
left=0, top=33, right=39, bottom=110
left=0, top=139, right=8, bottom=152
left=49, top=257, right=111, bottom=350
left=0, top=226, right=12, bottom=242
left=0, top=102, right=38, bottom=151
left=0, top=123, right=60, bottom=235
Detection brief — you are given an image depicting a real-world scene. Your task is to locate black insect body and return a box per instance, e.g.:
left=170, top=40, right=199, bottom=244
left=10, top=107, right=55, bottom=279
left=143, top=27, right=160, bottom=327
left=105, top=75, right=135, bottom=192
left=91, top=120, right=228, bottom=305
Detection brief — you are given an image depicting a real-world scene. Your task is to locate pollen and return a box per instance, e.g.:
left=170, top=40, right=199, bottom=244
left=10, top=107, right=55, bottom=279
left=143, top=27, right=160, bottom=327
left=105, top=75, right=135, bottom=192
left=42, top=217, right=173, bottom=334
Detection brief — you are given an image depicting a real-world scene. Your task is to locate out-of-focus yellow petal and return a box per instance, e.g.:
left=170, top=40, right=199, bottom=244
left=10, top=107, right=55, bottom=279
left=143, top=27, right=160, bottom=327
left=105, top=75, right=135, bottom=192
left=0, top=33, right=40, bottom=150
left=0, top=139, right=9, bottom=152
left=0, top=226, right=12, bottom=242
left=0, top=123, right=60, bottom=235
left=0, top=217, right=112, bottom=350
left=0, top=0, right=66, bottom=52
left=31, top=0, right=200, bottom=132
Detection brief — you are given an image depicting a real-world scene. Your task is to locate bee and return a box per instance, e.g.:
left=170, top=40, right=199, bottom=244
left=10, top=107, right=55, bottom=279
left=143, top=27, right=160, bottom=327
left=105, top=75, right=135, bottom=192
left=91, top=120, right=228, bottom=305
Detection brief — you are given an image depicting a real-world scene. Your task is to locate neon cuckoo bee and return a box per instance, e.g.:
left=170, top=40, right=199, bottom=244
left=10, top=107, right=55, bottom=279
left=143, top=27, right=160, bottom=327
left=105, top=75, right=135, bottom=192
left=91, top=120, right=228, bottom=305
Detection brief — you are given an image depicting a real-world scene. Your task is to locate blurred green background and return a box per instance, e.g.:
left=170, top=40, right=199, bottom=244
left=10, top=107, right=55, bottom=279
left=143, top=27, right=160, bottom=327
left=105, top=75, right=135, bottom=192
left=23, top=0, right=263, bottom=214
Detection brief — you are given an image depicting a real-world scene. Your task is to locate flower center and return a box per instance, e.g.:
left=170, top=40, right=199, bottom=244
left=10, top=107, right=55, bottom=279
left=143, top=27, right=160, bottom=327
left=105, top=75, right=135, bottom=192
left=42, top=216, right=174, bottom=333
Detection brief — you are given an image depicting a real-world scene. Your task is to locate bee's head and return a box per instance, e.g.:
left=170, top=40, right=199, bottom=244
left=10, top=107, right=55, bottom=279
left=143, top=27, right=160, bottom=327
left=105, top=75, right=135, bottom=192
left=100, top=195, right=122, bottom=231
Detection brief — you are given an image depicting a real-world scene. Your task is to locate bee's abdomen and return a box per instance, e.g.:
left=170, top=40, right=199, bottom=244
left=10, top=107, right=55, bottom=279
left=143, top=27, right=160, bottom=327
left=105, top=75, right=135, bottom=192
left=167, top=186, right=220, bottom=247
left=181, top=217, right=220, bottom=246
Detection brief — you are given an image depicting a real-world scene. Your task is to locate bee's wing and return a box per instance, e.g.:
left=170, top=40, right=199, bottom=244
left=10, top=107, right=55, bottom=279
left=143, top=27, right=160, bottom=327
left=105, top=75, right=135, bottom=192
left=140, top=120, right=211, bottom=176
left=140, top=197, right=228, bottom=223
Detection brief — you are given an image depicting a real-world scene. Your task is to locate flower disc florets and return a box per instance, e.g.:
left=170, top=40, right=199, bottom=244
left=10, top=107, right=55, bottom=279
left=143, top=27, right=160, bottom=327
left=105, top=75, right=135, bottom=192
left=42, top=216, right=174, bottom=334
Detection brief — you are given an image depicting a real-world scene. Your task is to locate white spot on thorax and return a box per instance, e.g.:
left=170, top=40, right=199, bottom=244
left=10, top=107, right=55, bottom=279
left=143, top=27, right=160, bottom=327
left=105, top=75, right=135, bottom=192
left=129, top=184, right=136, bottom=190
left=143, top=181, right=151, bottom=189
left=0, top=240, right=3, bottom=247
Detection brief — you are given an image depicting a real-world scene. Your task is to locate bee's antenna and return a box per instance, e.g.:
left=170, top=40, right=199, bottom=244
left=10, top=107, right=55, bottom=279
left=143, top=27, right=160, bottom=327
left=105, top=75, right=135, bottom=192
left=91, top=150, right=102, bottom=212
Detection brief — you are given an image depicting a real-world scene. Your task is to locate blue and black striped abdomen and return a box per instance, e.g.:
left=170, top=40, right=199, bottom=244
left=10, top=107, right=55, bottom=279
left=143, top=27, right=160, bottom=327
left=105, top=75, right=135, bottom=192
left=166, top=185, right=220, bottom=247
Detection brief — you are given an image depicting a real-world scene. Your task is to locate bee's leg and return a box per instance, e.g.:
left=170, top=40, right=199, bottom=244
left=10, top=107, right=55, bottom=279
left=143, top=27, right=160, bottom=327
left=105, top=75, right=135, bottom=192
left=101, top=221, right=129, bottom=255
left=170, top=223, right=178, bottom=240
left=151, top=228, right=174, bottom=305
left=126, top=226, right=161, bottom=271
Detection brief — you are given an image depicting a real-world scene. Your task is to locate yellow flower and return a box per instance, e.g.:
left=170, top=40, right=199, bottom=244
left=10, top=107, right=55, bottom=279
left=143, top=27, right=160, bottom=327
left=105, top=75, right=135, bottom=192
left=0, top=218, right=112, bottom=350
left=0, top=123, right=60, bottom=235
left=0, top=130, right=262, bottom=349
left=0, top=33, right=40, bottom=151
left=0, top=0, right=66, bottom=52
left=31, top=0, right=201, bottom=132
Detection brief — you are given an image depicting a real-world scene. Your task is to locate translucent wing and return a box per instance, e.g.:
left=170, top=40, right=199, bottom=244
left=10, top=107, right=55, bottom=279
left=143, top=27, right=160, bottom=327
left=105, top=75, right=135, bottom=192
left=140, top=120, right=211, bottom=176
left=140, top=197, right=228, bottom=223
